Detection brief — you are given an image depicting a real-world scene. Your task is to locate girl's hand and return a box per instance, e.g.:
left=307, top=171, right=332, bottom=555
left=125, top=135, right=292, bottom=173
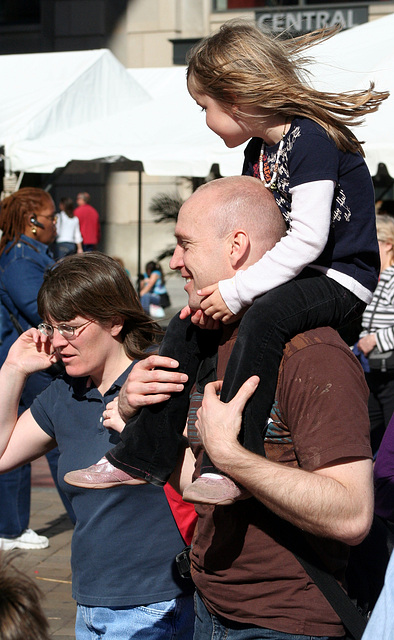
left=117, top=355, right=188, bottom=422
left=5, top=328, right=58, bottom=376
left=179, top=305, right=220, bottom=330
left=103, top=398, right=125, bottom=433
left=179, top=304, right=192, bottom=320
left=198, top=284, right=235, bottom=324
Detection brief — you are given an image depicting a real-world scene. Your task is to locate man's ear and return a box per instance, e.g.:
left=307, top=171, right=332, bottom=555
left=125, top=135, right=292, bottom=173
left=229, top=230, right=250, bottom=268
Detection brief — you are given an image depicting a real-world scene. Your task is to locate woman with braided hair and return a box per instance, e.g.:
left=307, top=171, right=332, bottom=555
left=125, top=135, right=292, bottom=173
left=0, top=187, right=74, bottom=549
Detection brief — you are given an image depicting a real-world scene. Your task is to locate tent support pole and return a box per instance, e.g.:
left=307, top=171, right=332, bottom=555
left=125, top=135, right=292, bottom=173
left=137, top=168, right=142, bottom=295
left=15, top=172, right=24, bottom=191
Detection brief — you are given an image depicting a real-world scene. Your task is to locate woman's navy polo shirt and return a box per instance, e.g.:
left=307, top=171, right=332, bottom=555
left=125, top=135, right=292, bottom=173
left=31, top=363, right=192, bottom=607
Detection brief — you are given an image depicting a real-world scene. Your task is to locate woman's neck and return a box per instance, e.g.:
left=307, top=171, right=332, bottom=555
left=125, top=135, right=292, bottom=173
left=383, top=259, right=394, bottom=272
left=92, top=347, right=132, bottom=395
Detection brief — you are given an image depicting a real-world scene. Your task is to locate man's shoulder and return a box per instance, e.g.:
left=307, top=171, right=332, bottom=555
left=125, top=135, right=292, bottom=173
left=283, top=327, right=353, bottom=361
left=279, top=327, right=368, bottom=406
left=74, top=204, right=97, bottom=214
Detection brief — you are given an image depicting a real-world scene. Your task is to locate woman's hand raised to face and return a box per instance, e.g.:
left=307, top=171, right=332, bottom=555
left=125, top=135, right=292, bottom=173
left=5, top=328, right=59, bottom=377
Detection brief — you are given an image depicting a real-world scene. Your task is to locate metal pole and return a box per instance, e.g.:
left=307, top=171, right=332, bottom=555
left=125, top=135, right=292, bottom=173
left=137, top=168, right=142, bottom=295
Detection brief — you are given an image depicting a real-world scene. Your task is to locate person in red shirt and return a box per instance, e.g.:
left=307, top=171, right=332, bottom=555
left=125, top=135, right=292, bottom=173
left=74, top=192, right=101, bottom=251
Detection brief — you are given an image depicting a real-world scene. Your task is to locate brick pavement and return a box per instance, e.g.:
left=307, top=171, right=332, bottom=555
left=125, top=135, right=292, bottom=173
left=10, top=457, right=76, bottom=639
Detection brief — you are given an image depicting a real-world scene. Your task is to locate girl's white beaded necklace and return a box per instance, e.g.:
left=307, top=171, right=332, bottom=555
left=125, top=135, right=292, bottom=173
left=259, top=123, right=287, bottom=190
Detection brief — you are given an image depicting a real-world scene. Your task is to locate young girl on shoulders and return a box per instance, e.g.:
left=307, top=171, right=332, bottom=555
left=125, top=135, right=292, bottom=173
left=67, top=20, right=389, bottom=506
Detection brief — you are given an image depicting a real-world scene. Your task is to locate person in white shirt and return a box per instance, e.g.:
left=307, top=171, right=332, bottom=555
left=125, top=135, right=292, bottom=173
left=54, top=197, right=83, bottom=259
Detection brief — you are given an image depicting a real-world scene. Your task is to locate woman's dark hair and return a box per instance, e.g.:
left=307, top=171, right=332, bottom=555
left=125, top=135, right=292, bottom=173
left=145, top=260, right=165, bottom=284
left=0, top=188, right=54, bottom=255
left=59, top=197, right=75, bottom=218
left=38, top=252, right=163, bottom=360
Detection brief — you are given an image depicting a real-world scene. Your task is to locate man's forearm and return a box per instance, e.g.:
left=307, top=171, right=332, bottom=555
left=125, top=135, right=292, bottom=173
left=214, top=441, right=373, bottom=545
left=196, top=379, right=373, bottom=544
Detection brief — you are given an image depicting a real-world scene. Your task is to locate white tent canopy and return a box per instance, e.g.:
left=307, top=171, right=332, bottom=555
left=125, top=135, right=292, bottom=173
left=0, top=48, right=150, bottom=172
left=5, top=13, right=394, bottom=178
left=307, top=12, right=394, bottom=176
left=8, top=65, right=244, bottom=176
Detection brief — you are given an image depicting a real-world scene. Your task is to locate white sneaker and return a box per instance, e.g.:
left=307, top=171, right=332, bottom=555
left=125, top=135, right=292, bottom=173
left=0, top=528, right=49, bottom=551
left=149, top=304, right=165, bottom=318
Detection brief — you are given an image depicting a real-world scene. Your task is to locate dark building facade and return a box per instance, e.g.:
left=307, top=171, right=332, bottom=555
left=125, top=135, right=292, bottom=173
left=0, top=0, right=128, bottom=54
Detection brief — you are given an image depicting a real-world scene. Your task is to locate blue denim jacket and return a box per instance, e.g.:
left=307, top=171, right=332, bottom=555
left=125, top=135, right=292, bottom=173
left=0, top=235, right=54, bottom=408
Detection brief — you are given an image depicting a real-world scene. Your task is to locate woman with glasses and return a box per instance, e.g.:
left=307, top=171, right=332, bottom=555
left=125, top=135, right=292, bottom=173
left=0, top=252, right=195, bottom=640
left=0, top=187, right=74, bottom=550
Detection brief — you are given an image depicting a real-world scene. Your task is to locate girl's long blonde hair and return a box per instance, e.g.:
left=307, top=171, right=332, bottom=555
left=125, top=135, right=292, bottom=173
left=187, top=20, right=389, bottom=155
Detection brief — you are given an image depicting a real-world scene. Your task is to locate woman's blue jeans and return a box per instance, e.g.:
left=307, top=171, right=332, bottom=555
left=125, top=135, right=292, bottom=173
left=193, top=591, right=334, bottom=640
left=75, top=595, right=194, bottom=639
left=0, top=465, right=31, bottom=537
left=54, top=242, right=77, bottom=259
left=141, top=292, right=161, bottom=313
left=107, top=271, right=364, bottom=484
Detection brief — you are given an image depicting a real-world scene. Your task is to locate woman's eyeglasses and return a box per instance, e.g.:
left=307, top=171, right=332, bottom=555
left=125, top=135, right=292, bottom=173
left=37, top=213, right=58, bottom=222
left=38, top=320, right=93, bottom=340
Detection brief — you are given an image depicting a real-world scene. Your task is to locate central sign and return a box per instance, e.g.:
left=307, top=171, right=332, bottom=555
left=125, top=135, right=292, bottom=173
left=256, top=6, right=369, bottom=34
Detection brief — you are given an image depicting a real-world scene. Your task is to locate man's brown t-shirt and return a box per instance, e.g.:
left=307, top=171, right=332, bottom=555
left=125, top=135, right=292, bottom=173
left=188, top=327, right=372, bottom=637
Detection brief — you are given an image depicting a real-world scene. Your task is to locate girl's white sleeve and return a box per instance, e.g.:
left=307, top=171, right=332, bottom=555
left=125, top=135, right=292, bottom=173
left=218, top=180, right=335, bottom=315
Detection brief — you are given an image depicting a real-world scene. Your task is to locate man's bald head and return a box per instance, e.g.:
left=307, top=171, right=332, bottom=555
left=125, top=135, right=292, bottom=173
left=188, top=176, right=286, bottom=264
left=170, top=176, right=286, bottom=310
